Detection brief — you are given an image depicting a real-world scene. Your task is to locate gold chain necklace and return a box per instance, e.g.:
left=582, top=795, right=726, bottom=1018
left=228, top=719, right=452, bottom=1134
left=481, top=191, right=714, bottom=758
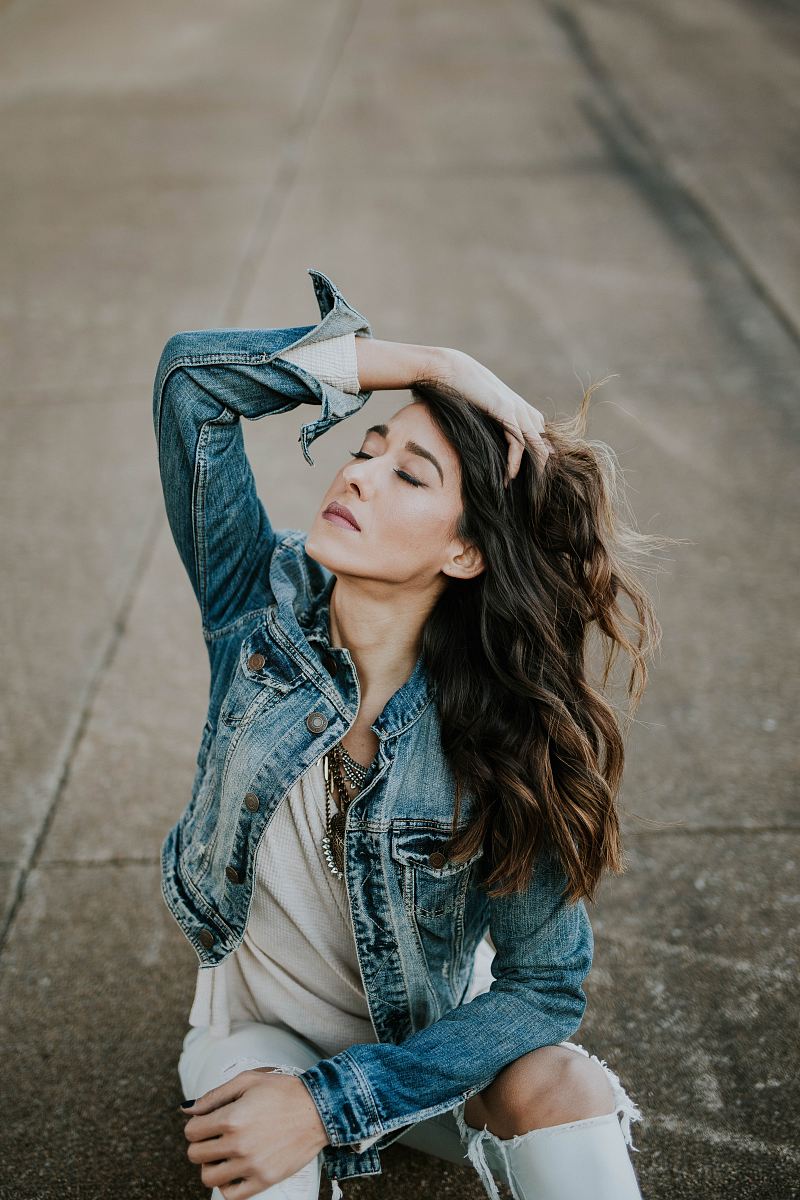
left=321, top=743, right=371, bottom=878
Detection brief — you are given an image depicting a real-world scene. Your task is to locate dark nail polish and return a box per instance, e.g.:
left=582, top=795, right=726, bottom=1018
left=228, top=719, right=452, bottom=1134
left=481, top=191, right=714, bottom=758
left=180, top=1098, right=196, bottom=1108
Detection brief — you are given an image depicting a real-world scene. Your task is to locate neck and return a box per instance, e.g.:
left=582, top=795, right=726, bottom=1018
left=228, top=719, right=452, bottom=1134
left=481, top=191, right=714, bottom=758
left=327, top=575, right=437, bottom=697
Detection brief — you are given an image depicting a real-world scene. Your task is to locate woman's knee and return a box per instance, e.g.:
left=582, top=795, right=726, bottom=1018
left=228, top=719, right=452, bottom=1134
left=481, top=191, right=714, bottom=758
left=466, top=1044, right=616, bottom=1138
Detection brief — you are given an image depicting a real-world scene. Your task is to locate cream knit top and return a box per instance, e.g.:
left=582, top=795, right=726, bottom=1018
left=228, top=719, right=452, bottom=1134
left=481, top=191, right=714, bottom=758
left=188, top=753, right=379, bottom=1057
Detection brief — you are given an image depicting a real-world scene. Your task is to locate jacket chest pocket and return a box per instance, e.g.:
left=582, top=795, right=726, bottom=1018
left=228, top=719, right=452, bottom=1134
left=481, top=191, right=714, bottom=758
left=390, top=823, right=483, bottom=918
left=219, top=615, right=304, bottom=728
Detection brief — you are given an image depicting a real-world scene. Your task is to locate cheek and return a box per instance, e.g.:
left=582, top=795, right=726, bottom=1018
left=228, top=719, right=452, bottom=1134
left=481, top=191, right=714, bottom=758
left=379, top=495, right=454, bottom=557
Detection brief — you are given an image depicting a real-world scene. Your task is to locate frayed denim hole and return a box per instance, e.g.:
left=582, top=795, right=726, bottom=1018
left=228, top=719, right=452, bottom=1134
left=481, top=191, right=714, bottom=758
left=218, top=1055, right=306, bottom=1083
left=452, top=1098, right=506, bottom=1200
left=558, top=1040, right=644, bottom=1151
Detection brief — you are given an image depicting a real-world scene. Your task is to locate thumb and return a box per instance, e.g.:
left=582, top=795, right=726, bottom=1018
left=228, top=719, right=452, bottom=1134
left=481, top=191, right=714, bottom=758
left=179, top=1074, right=248, bottom=1115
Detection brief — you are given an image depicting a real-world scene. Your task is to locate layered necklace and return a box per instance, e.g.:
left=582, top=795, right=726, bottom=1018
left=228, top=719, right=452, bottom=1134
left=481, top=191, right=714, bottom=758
left=321, top=742, right=372, bottom=878
left=321, top=597, right=377, bottom=877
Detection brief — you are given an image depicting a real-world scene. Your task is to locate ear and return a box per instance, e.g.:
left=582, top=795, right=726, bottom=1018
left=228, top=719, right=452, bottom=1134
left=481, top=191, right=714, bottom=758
left=442, top=540, right=485, bottom=582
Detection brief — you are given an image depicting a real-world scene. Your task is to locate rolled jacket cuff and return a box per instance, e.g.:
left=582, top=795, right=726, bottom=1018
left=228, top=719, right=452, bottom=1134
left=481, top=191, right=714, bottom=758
left=298, top=1051, right=384, bottom=1147
left=279, top=330, right=361, bottom=397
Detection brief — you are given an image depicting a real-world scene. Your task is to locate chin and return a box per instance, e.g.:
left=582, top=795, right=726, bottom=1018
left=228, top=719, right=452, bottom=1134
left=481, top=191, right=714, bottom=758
left=305, top=526, right=348, bottom=572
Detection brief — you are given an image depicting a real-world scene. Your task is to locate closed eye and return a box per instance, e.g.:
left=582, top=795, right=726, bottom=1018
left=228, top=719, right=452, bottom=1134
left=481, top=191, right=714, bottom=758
left=348, top=450, right=424, bottom=488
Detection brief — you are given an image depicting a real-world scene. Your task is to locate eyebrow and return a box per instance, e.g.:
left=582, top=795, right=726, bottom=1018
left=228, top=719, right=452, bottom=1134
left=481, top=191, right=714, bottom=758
left=365, top=423, right=445, bottom=485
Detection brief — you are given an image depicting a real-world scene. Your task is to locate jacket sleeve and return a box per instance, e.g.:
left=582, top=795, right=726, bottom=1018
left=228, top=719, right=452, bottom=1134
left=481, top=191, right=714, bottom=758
left=298, top=838, right=594, bottom=1150
left=151, top=268, right=373, bottom=635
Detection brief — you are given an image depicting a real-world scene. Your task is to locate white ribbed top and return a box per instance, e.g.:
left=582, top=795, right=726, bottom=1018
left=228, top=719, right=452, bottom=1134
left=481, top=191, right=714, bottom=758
left=188, top=755, right=378, bottom=1058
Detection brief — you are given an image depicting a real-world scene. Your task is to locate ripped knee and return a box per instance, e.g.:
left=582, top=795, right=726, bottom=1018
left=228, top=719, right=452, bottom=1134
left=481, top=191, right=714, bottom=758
left=465, top=1043, right=629, bottom=1139
left=556, top=1042, right=644, bottom=1150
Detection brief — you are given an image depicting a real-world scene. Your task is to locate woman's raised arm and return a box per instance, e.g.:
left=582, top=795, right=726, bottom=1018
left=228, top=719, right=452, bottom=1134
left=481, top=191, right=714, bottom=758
left=352, top=335, right=447, bottom=392
left=151, top=268, right=374, bottom=636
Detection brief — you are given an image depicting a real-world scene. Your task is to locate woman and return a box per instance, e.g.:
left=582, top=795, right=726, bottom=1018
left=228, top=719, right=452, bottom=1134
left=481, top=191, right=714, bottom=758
left=152, top=267, right=658, bottom=1200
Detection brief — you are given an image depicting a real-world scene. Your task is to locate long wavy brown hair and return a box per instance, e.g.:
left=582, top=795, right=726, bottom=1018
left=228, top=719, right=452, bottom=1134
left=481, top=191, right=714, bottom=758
left=410, top=375, right=663, bottom=905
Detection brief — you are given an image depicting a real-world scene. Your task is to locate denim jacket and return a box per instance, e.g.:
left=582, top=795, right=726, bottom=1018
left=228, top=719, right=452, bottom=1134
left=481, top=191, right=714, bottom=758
left=152, top=267, right=594, bottom=1187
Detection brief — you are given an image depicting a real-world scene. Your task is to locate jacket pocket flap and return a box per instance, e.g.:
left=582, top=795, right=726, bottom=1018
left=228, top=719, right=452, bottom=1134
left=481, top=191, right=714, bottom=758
left=238, top=634, right=300, bottom=690
left=390, top=823, right=483, bottom=876
left=220, top=620, right=304, bottom=726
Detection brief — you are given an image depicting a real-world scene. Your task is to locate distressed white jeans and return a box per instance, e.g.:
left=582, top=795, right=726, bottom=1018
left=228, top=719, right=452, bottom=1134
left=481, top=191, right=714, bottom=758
left=178, top=1019, right=644, bottom=1200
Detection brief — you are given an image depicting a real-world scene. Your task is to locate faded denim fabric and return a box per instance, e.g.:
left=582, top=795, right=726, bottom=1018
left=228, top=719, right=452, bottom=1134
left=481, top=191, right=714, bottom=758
left=152, top=267, right=594, bottom=1189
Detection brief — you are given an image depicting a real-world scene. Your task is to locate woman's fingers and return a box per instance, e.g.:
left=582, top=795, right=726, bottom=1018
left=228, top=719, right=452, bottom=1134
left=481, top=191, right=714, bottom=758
left=511, top=397, right=549, bottom=477
left=187, top=1134, right=234, bottom=1164
left=525, top=426, right=550, bottom=470
left=184, top=1098, right=241, bottom=1143
left=199, top=1155, right=250, bottom=1190
left=182, top=1074, right=246, bottom=1117
left=503, top=418, right=550, bottom=485
left=442, top=351, right=550, bottom=482
left=503, top=425, right=524, bottom=485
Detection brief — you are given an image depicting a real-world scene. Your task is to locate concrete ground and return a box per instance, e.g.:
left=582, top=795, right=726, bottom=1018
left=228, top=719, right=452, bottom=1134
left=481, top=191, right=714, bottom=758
left=1, top=0, right=798, bottom=1196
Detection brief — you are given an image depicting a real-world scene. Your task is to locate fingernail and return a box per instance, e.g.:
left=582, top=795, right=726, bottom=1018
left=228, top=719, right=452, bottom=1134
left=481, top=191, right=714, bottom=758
left=180, top=1098, right=196, bottom=1108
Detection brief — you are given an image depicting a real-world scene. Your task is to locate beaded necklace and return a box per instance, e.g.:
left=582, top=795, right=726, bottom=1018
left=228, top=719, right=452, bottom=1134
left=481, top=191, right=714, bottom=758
left=321, top=742, right=373, bottom=878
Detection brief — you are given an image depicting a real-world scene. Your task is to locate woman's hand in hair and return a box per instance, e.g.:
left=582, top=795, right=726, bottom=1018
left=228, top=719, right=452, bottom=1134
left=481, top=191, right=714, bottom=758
left=437, top=347, right=550, bottom=483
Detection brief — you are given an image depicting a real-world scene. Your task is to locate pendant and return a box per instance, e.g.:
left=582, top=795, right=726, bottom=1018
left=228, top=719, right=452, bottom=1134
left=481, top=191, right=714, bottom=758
left=326, top=810, right=347, bottom=875
left=321, top=831, right=345, bottom=878
left=330, top=809, right=347, bottom=844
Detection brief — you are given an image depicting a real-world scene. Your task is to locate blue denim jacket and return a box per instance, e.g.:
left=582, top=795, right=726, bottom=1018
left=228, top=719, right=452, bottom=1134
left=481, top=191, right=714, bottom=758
left=152, top=268, right=594, bottom=1187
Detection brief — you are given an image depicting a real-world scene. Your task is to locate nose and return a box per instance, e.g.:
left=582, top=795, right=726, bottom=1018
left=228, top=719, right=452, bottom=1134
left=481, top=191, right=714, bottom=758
left=341, top=460, right=368, bottom=494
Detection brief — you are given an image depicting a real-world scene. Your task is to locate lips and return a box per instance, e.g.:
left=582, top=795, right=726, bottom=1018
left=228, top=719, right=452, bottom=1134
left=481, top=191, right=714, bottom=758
left=322, top=500, right=361, bottom=531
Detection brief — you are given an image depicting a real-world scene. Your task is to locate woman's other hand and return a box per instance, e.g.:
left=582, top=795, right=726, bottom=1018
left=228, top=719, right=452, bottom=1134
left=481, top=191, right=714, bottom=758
left=436, top=347, right=550, bottom=484
left=181, top=1068, right=328, bottom=1199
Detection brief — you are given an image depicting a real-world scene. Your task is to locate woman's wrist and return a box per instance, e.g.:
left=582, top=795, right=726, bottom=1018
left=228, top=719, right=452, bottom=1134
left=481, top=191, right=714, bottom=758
left=288, top=1077, right=330, bottom=1152
left=353, top=337, right=453, bottom=392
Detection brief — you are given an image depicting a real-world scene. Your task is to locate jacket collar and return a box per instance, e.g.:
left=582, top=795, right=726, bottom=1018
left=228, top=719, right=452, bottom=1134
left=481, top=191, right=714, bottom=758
left=268, top=531, right=435, bottom=738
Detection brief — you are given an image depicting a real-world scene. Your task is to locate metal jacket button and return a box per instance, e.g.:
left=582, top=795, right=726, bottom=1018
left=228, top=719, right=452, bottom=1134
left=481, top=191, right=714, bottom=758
left=428, top=851, right=446, bottom=868
left=225, top=865, right=241, bottom=884
left=247, top=652, right=266, bottom=671
left=244, top=792, right=260, bottom=812
left=199, top=928, right=215, bottom=948
left=306, top=711, right=328, bottom=734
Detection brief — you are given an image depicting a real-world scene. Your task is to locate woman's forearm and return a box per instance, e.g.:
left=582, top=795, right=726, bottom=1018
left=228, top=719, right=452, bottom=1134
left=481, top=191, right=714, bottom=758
left=358, top=336, right=549, bottom=477
left=354, top=336, right=452, bottom=392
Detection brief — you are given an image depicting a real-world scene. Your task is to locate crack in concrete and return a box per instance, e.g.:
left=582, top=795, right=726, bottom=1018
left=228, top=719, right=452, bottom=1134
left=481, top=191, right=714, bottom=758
left=0, top=0, right=364, bottom=963
left=219, top=0, right=364, bottom=326
left=544, top=0, right=800, bottom=423
left=0, top=499, right=165, bottom=956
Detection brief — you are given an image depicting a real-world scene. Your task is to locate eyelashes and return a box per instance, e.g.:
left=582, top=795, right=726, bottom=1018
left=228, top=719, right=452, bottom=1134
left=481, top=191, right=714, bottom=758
left=348, top=450, right=424, bottom=488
